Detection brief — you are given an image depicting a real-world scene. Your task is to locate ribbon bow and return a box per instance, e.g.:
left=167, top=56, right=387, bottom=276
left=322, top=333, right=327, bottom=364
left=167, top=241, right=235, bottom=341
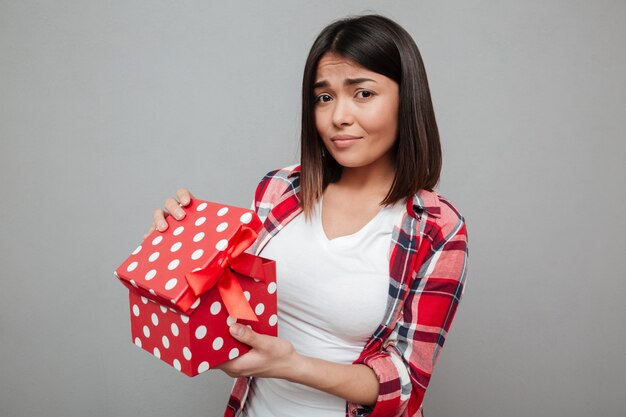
left=185, top=225, right=264, bottom=321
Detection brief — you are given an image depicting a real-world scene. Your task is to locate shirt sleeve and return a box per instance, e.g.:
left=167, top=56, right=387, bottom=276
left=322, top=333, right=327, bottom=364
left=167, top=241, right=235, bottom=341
left=349, top=216, right=469, bottom=417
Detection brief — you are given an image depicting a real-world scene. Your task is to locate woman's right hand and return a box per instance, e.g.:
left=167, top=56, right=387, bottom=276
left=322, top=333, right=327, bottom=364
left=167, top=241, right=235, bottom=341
left=144, top=188, right=194, bottom=239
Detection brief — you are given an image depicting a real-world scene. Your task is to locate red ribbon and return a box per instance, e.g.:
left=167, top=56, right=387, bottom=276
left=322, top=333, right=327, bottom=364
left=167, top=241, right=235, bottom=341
left=185, top=226, right=263, bottom=321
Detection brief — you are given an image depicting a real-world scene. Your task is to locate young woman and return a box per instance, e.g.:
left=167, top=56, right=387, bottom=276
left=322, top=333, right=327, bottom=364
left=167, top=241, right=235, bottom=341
left=148, top=14, right=468, bottom=417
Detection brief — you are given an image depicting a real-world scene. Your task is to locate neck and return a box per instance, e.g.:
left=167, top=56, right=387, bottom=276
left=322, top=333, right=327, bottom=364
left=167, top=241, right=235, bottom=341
left=335, top=156, right=396, bottom=197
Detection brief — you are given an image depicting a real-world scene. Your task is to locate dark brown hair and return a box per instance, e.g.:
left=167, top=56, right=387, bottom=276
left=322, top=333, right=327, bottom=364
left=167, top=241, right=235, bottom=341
left=300, top=14, right=442, bottom=218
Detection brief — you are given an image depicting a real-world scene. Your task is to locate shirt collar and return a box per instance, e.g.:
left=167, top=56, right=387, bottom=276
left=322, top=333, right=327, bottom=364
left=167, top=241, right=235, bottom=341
left=287, top=165, right=301, bottom=178
left=409, top=190, right=441, bottom=218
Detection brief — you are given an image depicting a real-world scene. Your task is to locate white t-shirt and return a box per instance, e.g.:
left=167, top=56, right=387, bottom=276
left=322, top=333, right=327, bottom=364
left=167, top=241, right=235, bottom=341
left=244, top=197, right=406, bottom=417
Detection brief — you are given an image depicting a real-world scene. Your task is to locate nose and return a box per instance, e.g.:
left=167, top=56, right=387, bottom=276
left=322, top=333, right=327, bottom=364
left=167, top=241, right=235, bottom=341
left=331, top=97, right=353, bottom=127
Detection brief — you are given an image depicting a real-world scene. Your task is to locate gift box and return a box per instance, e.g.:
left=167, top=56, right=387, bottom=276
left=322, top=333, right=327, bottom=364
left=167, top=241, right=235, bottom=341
left=114, top=199, right=277, bottom=376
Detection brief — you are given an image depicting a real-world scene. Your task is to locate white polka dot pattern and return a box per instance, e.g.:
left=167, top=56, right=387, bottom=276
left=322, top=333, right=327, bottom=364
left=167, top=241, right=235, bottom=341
left=210, top=301, right=221, bottom=315
left=167, top=259, right=180, bottom=270
left=118, top=200, right=277, bottom=376
left=255, top=303, right=265, bottom=316
left=212, top=337, right=224, bottom=350
left=164, top=278, right=177, bottom=291
left=229, top=348, right=239, bottom=360
left=195, top=326, right=207, bottom=339
left=118, top=201, right=264, bottom=309
left=215, top=239, right=228, bottom=251
left=145, top=269, right=157, bottom=281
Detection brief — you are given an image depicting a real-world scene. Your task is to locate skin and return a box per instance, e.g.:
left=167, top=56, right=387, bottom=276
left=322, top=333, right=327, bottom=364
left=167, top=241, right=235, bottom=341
left=313, top=52, right=399, bottom=239
left=147, top=52, right=401, bottom=407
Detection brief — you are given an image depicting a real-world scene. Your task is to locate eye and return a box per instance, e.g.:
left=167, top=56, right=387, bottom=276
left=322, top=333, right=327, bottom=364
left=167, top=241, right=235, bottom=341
left=355, top=90, right=374, bottom=99
left=314, top=94, right=332, bottom=104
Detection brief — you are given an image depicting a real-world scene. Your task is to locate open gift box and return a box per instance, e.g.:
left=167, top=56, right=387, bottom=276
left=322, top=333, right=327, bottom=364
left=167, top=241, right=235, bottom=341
left=114, top=199, right=277, bottom=376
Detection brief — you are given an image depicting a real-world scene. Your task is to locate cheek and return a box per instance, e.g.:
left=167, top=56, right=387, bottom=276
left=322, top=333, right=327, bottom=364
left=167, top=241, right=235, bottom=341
left=365, top=107, right=397, bottom=137
left=313, top=109, right=321, bottom=128
left=314, top=110, right=329, bottom=138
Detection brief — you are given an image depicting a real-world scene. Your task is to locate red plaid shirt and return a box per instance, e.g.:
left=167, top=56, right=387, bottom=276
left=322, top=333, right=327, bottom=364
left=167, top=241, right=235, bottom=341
left=224, top=164, right=468, bottom=417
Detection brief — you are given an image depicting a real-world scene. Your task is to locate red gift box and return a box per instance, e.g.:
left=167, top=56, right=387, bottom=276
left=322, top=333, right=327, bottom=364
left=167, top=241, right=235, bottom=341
left=114, top=199, right=277, bottom=376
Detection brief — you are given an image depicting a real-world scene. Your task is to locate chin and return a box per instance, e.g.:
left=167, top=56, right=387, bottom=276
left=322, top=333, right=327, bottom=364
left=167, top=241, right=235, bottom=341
left=331, top=158, right=373, bottom=169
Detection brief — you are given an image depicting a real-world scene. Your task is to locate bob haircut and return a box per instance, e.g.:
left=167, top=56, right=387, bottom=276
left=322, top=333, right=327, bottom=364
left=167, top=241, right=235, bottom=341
left=300, top=14, right=442, bottom=218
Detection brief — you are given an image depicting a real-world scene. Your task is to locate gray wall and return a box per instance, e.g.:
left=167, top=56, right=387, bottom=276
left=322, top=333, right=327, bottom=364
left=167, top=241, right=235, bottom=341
left=1, top=1, right=624, bottom=416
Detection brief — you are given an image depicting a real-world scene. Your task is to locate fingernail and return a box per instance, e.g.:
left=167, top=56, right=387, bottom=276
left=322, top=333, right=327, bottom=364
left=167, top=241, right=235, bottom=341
left=230, top=324, right=243, bottom=337
left=181, top=196, right=190, bottom=205
left=157, top=219, right=167, bottom=231
left=174, top=209, right=185, bottom=220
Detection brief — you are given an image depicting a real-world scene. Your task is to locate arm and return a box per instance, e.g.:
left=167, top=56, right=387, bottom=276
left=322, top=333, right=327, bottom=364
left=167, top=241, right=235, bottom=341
left=350, top=215, right=469, bottom=416
left=217, top=324, right=380, bottom=406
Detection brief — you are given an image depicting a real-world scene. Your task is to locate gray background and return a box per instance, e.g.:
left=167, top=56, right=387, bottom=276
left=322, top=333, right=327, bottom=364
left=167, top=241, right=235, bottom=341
left=1, top=1, right=624, bottom=416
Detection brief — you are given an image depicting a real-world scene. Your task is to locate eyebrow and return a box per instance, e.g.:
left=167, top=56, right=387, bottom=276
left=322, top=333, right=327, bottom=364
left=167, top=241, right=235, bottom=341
left=312, top=77, right=377, bottom=89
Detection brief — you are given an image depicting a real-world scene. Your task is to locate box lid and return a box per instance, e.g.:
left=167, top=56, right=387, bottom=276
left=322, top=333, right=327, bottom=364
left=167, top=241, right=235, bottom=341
left=115, top=199, right=262, bottom=315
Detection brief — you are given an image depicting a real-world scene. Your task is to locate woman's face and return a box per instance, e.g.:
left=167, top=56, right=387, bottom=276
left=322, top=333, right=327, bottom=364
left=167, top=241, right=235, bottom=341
left=313, top=52, right=400, bottom=172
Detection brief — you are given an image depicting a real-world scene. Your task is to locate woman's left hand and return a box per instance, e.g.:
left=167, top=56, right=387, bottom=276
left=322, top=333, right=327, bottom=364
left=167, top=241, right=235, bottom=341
left=216, top=324, right=301, bottom=380
left=218, top=324, right=380, bottom=407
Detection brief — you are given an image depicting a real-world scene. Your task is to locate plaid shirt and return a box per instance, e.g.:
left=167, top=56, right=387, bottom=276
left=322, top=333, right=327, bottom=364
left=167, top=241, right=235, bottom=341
left=224, top=164, right=468, bottom=417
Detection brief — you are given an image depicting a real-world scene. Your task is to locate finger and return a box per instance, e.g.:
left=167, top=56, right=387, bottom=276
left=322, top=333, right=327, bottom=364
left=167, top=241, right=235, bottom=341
left=164, top=197, right=186, bottom=221
left=214, top=358, right=241, bottom=374
left=229, top=324, right=263, bottom=348
left=176, top=188, right=194, bottom=206
left=152, top=208, right=169, bottom=232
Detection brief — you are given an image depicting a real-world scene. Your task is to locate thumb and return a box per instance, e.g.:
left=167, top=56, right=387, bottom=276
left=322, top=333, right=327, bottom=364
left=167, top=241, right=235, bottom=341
left=229, top=324, right=257, bottom=346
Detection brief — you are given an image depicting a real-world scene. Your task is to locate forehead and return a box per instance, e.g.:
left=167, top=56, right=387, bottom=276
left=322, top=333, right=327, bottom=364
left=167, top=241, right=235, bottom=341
left=315, top=52, right=375, bottom=79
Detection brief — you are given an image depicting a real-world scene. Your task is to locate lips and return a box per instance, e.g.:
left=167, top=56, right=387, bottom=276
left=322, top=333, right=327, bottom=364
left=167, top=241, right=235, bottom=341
left=330, top=135, right=362, bottom=149
left=331, top=134, right=362, bottom=141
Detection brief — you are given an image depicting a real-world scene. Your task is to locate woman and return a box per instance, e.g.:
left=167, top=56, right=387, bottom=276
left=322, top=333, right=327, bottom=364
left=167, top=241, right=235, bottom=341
left=148, top=14, right=468, bottom=417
